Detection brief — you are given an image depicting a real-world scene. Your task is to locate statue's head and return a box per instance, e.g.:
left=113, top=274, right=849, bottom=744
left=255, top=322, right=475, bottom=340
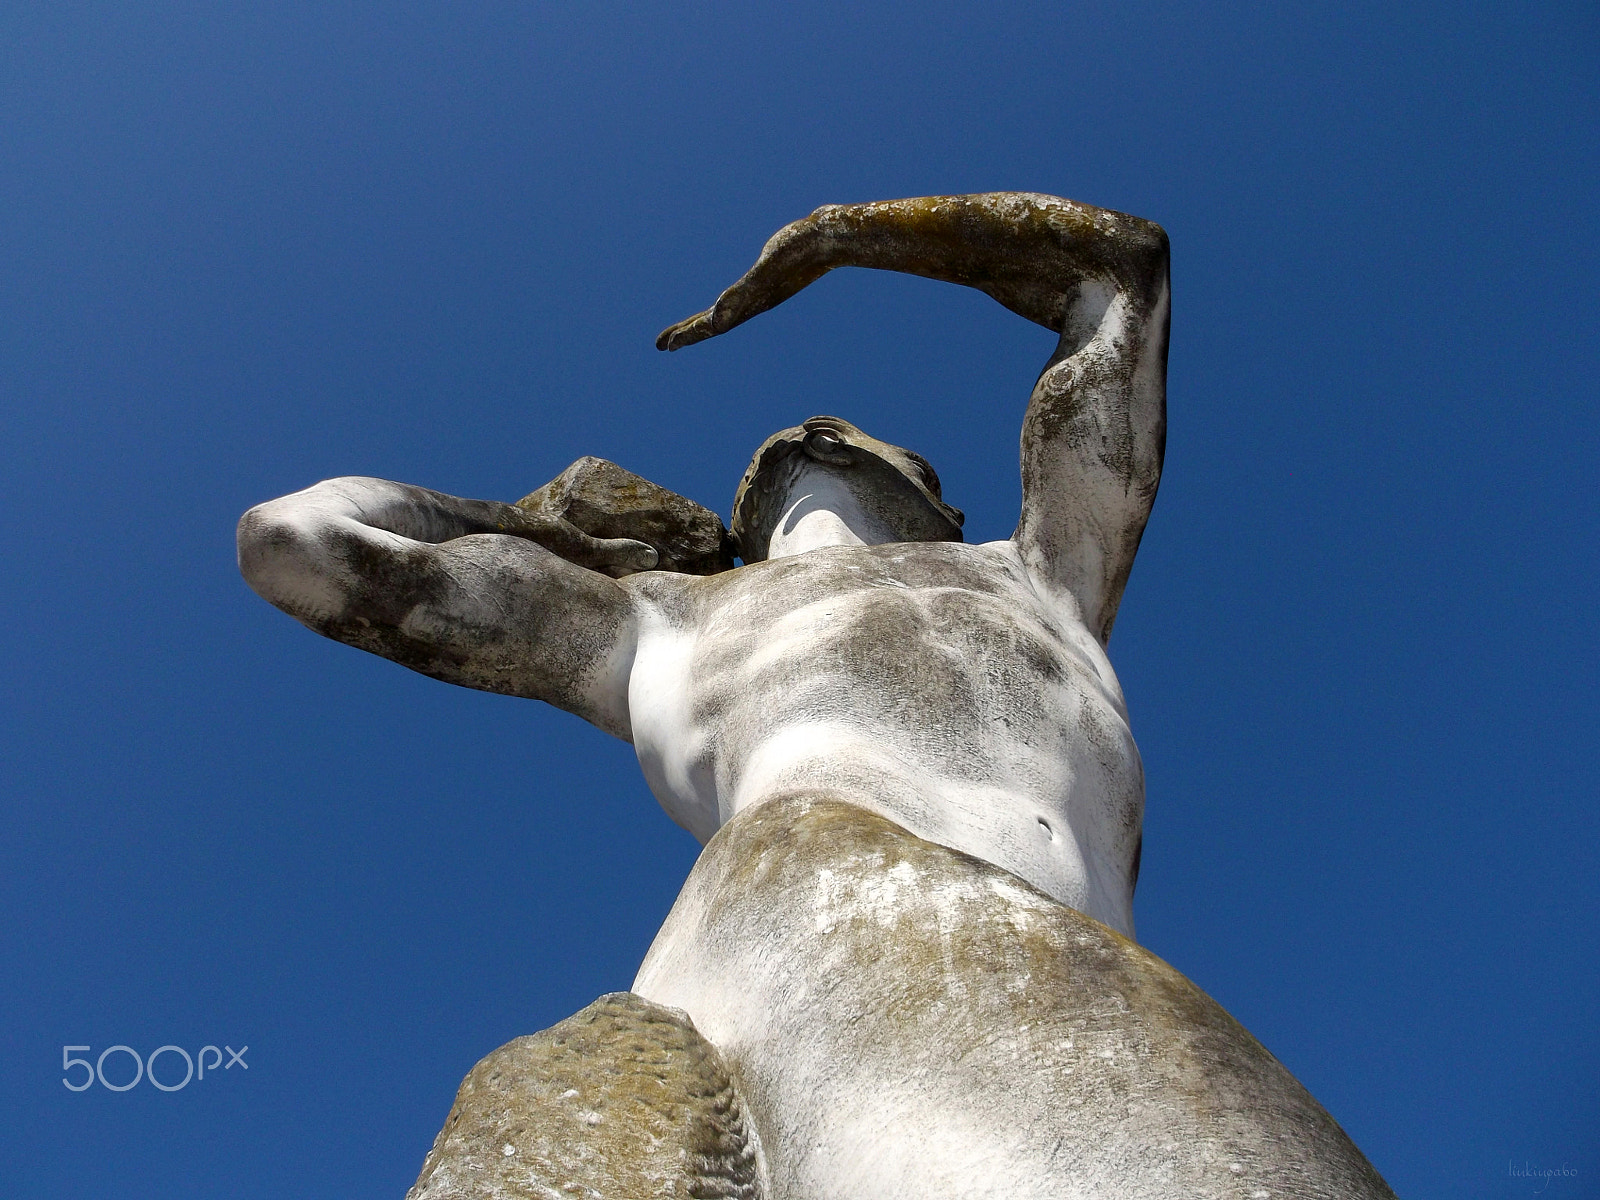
left=732, top=416, right=965, bottom=563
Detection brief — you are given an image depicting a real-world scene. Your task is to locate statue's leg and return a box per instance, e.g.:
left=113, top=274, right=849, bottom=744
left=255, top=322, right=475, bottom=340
left=406, top=992, right=762, bottom=1200
left=634, top=794, right=1397, bottom=1200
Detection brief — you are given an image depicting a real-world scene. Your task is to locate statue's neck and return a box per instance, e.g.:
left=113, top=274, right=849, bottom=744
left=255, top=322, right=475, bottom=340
left=765, top=464, right=896, bottom=560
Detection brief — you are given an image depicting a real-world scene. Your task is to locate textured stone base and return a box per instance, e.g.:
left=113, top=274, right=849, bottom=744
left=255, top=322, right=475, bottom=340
left=407, top=992, right=760, bottom=1199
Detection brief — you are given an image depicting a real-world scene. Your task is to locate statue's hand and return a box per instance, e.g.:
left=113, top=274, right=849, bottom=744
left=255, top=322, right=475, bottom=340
left=502, top=507, right=660, bottom=578
left=656, top=214, right=832, bottom=351
left=654, top=306, right=720, bottom=352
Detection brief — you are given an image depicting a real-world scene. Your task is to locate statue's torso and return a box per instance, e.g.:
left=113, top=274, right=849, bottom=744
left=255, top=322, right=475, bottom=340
left=624, top=539, right=1144, bottom=935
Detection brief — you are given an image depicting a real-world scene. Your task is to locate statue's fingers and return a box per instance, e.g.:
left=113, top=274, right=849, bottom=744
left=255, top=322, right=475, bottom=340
left=588, top=537, right=660, bottom=578
left=655, top=309, right=717, bottom=352
left=548, top=522, right=661, bottom=576
left=507, top=513, right=659, bottom=576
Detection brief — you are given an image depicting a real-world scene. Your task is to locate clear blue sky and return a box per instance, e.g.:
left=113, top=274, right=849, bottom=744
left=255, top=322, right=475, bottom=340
left=3, top=2, right=1595, bottom=1196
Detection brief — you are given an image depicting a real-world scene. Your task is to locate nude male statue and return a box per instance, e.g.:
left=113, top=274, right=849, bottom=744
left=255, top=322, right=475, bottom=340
left=240, top=195, right=1395, bottom=1200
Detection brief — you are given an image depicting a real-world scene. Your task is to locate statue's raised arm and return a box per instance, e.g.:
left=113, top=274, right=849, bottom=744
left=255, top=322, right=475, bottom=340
left=236, top=475, right=661, bottom=740
left=658, top=193, right=1169, bottom=644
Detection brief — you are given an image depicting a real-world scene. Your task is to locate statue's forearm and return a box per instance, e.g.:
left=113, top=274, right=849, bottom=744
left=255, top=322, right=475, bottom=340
left=236, top=479, right=511, bottom=629
left=237, top=479, right=657, bottom=634
left=326, top=478, right=527, bottom=544
left=804, top=195, right=1165, bottom=327
left=658, top=193, right=1166, bottom=349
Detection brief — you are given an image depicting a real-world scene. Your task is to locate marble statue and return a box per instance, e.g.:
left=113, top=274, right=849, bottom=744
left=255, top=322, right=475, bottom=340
left=239, top=194, right=1397, bottom=1199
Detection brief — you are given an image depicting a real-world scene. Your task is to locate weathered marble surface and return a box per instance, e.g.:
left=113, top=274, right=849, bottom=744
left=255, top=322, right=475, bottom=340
left=635, top=796, right=1396, bottom=1200
left=407, top=992, right=760, bottom=1200
left=237, top=193, right=1397, bottom=1197
left=238, top=193, right=1169, bottom=935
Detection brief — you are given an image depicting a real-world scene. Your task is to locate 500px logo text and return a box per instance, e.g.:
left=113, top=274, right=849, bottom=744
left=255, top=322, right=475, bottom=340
left=62, top=1044, right=248, bottom=1092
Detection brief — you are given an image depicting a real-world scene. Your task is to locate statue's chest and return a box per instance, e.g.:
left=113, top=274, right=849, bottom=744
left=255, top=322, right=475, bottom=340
left=627, top=547, right=1135, bottom=842
left=656, top=571, right=1122, bottom=759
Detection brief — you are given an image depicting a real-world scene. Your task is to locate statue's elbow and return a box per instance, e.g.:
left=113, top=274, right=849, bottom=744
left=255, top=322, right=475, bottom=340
left=236, top=499, right=346, bottom=624
left=1127, top=219, right=1169, bottom=286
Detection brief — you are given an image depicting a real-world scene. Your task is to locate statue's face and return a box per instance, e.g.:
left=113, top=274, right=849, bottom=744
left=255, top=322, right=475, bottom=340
left=733, top=416, right=964, bottom=562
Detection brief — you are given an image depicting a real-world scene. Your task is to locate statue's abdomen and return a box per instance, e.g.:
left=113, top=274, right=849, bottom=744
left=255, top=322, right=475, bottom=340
left=642, top=553, right=1145, bottom=929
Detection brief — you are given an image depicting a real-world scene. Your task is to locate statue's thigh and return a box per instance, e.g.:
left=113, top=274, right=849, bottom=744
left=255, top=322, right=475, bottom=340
left=407, top=992, right=760, bottom=1200
left=635, top=795, right=1395, bottom=1200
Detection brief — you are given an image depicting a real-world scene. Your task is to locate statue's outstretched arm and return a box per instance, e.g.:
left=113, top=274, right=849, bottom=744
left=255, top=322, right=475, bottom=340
left=237, top=478, right=653, bottom=739
left=656, top=193, right=1169, bottom=645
